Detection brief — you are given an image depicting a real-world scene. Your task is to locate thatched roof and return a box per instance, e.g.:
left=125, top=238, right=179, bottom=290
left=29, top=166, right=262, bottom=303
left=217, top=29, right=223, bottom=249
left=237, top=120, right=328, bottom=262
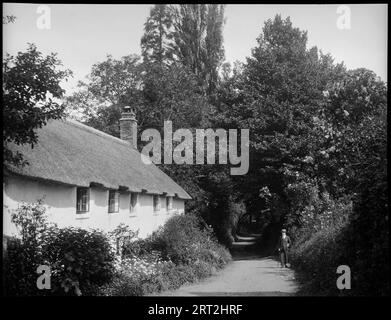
left=5, top=119, right=191, bottom=200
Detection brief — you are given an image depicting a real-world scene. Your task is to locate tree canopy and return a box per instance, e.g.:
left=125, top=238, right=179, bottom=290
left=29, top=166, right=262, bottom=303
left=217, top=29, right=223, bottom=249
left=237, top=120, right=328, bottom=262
left=3, top=43, right=71, bottom=166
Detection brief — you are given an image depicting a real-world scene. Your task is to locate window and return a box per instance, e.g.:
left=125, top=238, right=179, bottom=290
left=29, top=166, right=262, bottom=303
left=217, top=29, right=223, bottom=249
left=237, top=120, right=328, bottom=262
left=76, top=187, right=89, bottom=213
left=130, top=193, right=138, bottom=214
left=166, top=196, right=173, bottom=212
left=153, top=195, right=161, bottom=212
left=108, top=190, right=119, bottom=213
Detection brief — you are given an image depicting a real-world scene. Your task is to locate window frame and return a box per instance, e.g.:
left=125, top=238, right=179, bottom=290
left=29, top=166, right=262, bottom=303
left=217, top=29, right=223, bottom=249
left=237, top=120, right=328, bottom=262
left=130, top=192, right=138, bottom=215
left=153, top=195, right=161, bottom=213
left=76, top=187, right=90, bottom=214
left=166, top=196, right=173, bottom=213
left=108, top=190, right=120, bottom=213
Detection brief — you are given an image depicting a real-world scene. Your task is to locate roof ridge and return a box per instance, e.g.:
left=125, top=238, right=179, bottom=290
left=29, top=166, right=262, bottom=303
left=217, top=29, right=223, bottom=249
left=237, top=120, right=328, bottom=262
left=63, top=118, right=137, bottom=150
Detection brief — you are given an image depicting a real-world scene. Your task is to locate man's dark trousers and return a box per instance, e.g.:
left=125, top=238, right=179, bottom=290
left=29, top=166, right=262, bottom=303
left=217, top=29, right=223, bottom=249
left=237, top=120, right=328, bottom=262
left=280, top=249, right=289, bottom=267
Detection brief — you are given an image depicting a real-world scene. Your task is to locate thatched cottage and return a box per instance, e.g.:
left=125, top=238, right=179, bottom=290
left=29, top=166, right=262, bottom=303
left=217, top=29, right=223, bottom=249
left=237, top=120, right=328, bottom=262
left=3, top=107, right=191, bottom=238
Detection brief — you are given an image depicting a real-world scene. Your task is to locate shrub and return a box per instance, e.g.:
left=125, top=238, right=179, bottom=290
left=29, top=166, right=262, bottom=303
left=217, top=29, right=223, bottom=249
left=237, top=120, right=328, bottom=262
left=103, top=213, right=232, bottom=296
left=284, top=176, right=352, bottom=243
left=290, top=223, right=348, bottom=296
left=3, top=236, right=43, bottom=296
left=3, top=200, right=116, bottom=296
left=121, top=229, right=167, bottom=259
left=4, top=203, right=231, bottom=297
left=101, top=273, right=144, bottom=296
left=290, top=182, right=389, bottom=296
left=341, top=178, right=389, bottom=296
left=43, top=227, right=116, bottom=296
left=158, top=213, right=231, bottom=265
left=4, top=200, right=56, bottom=296
left=108, top=223, right=139, bottom=256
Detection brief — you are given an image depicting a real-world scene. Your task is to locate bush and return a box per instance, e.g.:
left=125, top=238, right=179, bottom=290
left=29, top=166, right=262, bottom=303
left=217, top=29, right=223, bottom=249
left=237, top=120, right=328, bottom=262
left=43, top=227, right=116, bottom=296
left=3, top=200, right=116, bottom=296
left=290, top=223, right=349, bottom=296
left=100, top=273, right=144, bottom=296
left=158, top=213, right=231, bottom=265
left=290, top=180, right=389, bottom=296
left=100, top=255, right=171, bottom=296
left=285, top=179, right=352, bottom=245
left=108, top=223, right=139, bottom=256
left=341, top=179, right=389, bottom=296
left=100, top=257, right=214, bottom=296
left=4, top=200, right=55, bottom=296
left=3, top=236, right=42, bottom=296
left=102, top=213, right=232, bottom=296
left=4, top=201, right=231, bottom=296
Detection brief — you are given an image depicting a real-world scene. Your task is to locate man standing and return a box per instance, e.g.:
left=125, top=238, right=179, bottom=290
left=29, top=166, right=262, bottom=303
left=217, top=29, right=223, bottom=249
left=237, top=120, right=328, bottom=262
left=278, top=229, right=291, bottom=268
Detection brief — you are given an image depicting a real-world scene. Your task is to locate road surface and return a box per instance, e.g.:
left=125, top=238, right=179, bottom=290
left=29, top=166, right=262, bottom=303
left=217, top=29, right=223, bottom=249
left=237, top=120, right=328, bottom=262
left=152, top=235, right=298, bottom=296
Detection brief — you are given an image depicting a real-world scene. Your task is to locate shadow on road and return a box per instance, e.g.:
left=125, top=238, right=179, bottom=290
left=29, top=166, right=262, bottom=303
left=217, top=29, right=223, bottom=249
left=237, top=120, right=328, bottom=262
left=230, top=233, right=274, bottom=261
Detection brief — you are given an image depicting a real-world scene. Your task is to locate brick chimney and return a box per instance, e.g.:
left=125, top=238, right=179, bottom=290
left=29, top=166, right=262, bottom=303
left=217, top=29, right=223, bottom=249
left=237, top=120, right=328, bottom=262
left=119, top=106, right=137, bottom=149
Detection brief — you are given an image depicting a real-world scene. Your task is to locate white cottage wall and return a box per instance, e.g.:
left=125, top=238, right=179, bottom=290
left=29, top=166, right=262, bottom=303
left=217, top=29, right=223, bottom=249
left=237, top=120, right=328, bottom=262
left=3, top=175, right=185, bottom=239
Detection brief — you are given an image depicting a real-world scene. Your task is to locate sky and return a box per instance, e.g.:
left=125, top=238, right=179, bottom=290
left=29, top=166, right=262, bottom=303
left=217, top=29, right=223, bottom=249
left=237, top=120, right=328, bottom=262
left=3, top=3, right=388, bottom=95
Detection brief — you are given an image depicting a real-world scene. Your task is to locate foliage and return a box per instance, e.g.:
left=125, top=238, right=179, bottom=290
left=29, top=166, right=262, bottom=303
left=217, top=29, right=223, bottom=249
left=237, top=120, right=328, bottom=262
left=291, top=180, right=388, bottom=297
left=289, top=99, right=388, bottom=295
left=290, top=223, right=349, bottom=296
left=65, top=58, right=211, bottom=138
left=101, top=213, right=231, bottom=296
left=140, top=63, right=211, bottom=130
left=3, top=237, right=42, bottom=296
left=299, top=68, right=388, bottom=197
left=152, top=213, right=231, bottom=265
left=10, top=199, right=55, bottom=246
left=4, top=200, right=56, bottom=296
left=141, top=4, right=226, bottom=95
left=289, top=63, right=388, bottom=296
left=214, top=15, right=345, bottom=202
left=141, top=4, right=175, bottom=66
left=108, top=223, right=139, bottom=256
left=43, top=227, right=116, bottom=296
left=285, top=179, right=352, bottom=244
left=171, top=4, right=226, bottom=94
left=3, top=44, right=72, bottom=166
left=4, top=200, right=116, bottom=296
left=100, top=255, right=175, bottom=296
left=64, top=54, right=143, bottom=137
left=195, top=171, right=247, bottom=246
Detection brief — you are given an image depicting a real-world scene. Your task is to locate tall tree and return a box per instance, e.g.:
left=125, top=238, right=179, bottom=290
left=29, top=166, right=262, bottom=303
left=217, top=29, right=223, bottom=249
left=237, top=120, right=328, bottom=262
left=171, top=4, right=225, bottom=94
left=141, top=63, right=211, bottom=131
left=65, top=53, right=211, bottom=137
left=141, top=5, right=175, bottom=66
left=214, top=15, right=346, bottom=216
left=3, top=44, right=71, bottom=166
left=64, top=54, right=143, bottom=137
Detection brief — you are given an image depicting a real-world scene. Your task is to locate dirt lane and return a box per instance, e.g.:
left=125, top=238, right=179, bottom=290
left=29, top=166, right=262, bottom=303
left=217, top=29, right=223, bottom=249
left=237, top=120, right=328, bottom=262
left=153, top=236, right=298, bottom=296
